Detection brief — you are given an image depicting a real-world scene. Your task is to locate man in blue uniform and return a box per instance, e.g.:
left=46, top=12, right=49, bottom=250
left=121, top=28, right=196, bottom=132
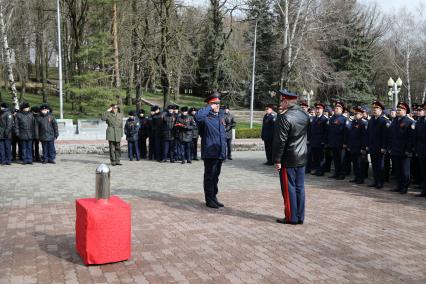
left=414, top=103, right=426, bottom=197
left=388, top=102, right=415, bottom=194
left=326, top=101, right=348, bottom=180
left=272, top=89, right=309, bottom=225
left=347, top=106, right=368, bottom=184
left=195, top=92, right=227, bottom=209
left=309, top=102, right=328, bottom=176
left=366, top=101, right=389, bottom=189
left=261, top=104, right=276, bottom=165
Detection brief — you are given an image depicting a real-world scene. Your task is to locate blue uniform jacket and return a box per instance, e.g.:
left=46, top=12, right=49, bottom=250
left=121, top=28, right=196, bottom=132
left=414, top=117, right=426, bottom=158
left=366, top=115, right=389, bottom=153
left=347, top=118, right=367, bottom=153
left=388, top=116, right=414, bottom=157
left=261, top=113, right=275, bottom=141
left=326, top=114, right=347, bottom=149
left=195, top=105, right=227, bottom=160
left=309, top=115, right=328, bottom=148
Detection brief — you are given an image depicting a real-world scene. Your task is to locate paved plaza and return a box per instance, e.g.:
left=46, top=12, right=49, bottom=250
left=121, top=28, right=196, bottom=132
left=0, top=151, right=425, bottom=283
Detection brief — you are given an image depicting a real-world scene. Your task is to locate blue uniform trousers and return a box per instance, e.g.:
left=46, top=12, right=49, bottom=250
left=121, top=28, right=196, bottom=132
left=311, top=147, right=324, bottom=174
left=331, top=148, right=344, bottom=177
left=226, top=138, right=232, bottom=159
left=279, top=166, right=305, bottom=224
left=391, top=155, right=411, bottom=190
left=203, top=159, right=223, bottom=203
left=128, top=140, right=140, bottom=160
left=305, top=144, right=312, bottom=173
left=263, top=139, right=273, bottom=164
left=42, top=141, right=56, bottom=162
left=0, top=139, right=12, bottom=164
left=370, top=152, right=385, bottom=186
left=163, top=140, right=175, bottom=161
left=191, top=138, right=198, bottom=160
left=21, top=139, right=33, bottom=163
left=180, top=141, right=192, bottom=162
left=351, top=151, right=363, bottom=182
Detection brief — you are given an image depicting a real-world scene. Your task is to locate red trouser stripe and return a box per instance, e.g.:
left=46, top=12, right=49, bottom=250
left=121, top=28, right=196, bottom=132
left=280, top=167, right=291, bottom=221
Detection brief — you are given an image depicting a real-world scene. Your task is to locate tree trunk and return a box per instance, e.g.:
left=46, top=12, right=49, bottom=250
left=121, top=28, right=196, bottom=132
left=0, top=3, right=19, bottom=109
left=132, top=0, right=142, bottom=111
left=422, top=82, right=426, bottom=103
left=112, top=1, right=120, bottom=88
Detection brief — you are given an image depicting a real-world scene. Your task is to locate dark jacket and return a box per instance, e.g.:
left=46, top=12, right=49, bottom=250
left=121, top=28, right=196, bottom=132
left=151, top=112, right=163, bottom=137
left=191, top=115, right=199, bottom=138
left=366, top=115, right=389, bottom=153
left=37, top=113, right=59, bottom=142
left=15, top=111, right=36, bottom=140
left=137, top=116, right=149, bottom=139
left=162, top=112, right=176, bottom=141
left=347, top=118, right=367, bottom=153
left=272, top=105, right=310, bottom=168
left=124, top=117, right=140, bottom=142
left=326, top=114, right=348, bottom=149
left=261, top=113, right=276, bottom=141
left=309, top=115, right=328, bottom=148
left=0, top=109, right=13, bottom=140
left=224, top=112, right=236, bottom=140
left=176, top=114, right=195, bottom=142
left=414, top=117, right=426, bottom=158
left=195, top=105, right=227, bottom=160
left=388, top=116, right=415, bottom=157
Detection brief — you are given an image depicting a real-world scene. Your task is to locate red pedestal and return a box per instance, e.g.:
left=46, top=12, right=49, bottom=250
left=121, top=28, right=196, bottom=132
left=75, top=196, right=131, bottom=265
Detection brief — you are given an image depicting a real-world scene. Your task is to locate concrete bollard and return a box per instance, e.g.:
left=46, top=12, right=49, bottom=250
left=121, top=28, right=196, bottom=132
left=75, top=164, right=131, bottom=265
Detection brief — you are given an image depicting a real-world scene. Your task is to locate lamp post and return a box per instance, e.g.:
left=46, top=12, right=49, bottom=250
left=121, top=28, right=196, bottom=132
left=249, top=17, right=258, bottom=129
left=387, top=77, right=402, bottom=109
left=56, top=0, right=64, bottom=119
left=302, top=89, right=313, bottom=106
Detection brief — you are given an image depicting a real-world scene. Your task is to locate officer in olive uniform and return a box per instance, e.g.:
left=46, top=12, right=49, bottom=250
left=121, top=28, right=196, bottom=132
left=0, top=102, right=13, bottom=165
left=101, top=104, right=124, bottom=166
left=347, top=106, right=368, bottom=184
left=309, top=102, right=328, bottom=176
left=176, top=106, right=196, bottom=164
left=15, top=102, right=37, bottom=164
left=195, top=92, right=227, bottom=209
left=366, top=101, right=389, bottom=189
left=326, top=101, right=348, bottom=180
left=37, top=104, right=59, bottom=164
left=261, top=104, right=276, bottom=165
left=414, top=103, right=426, bottom=197
left=388, top=102, right=415, bottom=194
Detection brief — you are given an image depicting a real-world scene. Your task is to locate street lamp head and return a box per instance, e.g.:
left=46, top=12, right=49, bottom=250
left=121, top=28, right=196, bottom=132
left=387, top=77, right=395, bottom=87
left=309, top=90, right=314, bottom=96
left=396, top=77, right=403, bottom=87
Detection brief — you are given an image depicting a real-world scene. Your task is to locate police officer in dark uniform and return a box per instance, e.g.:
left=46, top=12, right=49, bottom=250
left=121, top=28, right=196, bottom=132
left=195, top=92, right=227, bottom=209
left=15, top=102, right=37, bottom=164
left=161, top=105, right=176, bottom=163
left=366, top=101, right=389, bottom=189
left=189, top=107, right=199, bottom=161
left=347, top=106, right=367, bottom=184
left=326, top=101, right=348, bottom=180
left=150, top=105, right=163, bottom=161
left=261, top=104, right=276, bottom=165
left=224, top=105, right=236, bottom=160
left=31, top=105, right=41, bottom=162
left=309, top=102, right=328, bottom=176
left=0, top=102, right=13, bottom=165
left=388, top=102, right=415, bottom=194
left=37, top=104, right=59, bottom=164
left=137, top=109, right=149, bottom=159
left=414, top=103, right=426, bottom=197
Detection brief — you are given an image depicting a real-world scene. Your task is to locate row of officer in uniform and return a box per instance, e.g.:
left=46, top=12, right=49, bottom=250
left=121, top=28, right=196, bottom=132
left=0, top=102, right=59, bottom=165
left=261, top=99, right=426, bottom=197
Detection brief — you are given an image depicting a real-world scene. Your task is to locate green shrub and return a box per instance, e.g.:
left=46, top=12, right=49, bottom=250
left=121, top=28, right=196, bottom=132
left=236, top=128, right=261, bottom=139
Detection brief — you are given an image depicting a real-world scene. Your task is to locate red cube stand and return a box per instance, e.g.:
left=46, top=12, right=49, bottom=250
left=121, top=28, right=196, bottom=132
left=75, top=196, right=131, bottom=265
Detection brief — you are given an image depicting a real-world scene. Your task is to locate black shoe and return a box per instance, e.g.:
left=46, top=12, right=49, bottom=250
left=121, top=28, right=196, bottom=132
left=228, top=157, right=233, bottom=160
left=399, top=188, right=408, bottom=194
left=213, top=199, right=224, bottom=207
left=390, top=188, right=401, bottom=192
left=349, top=179, right=357, bottom=183
left=181, top=160, right=185, bottom=164
left=48, top=160, right=56, bottom=164
left=170, top=160, right=175, bottom=163
left=42, top=161, right=47, bottom=164
left=315, top=172, right=324, bottom=176
left=111, top=163, right=117, bottom=166
left=356, top=180, right=364, bottom=184
left=160, top=159, right=167, bottom=163
left=116, top=162, right=122, bottom=166
left=206, top=201, right=219, bottom=209
left=298, top=220, right=304, bottom=225
left=368, top=183, right=377, bottom=188
left=129, top=159, right=133, bottom=161
left=328, top=175, right=338, bottom=179
left=276, top=218, right=297, bottom=225
left=335, top=176, right=345, bottom=180
left=194, top=158, right=199, bottom=161
left=375, top=184, right=383, bottom=189
left=187, top=160, right=192, bottom=164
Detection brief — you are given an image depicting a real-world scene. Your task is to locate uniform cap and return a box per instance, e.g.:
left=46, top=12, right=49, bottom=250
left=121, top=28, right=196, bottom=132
left=128, top=111, right=135, bottom=116
left=265, top=104, right=275, bottom=110
left=31, top=105, right=40, bottom=113
left=299, top=101, right=309, bottom=107
left=138, top=109, right=145, bottom=115
left=39, top=103, right=50, bottom=111
left=371, top=101, right=385, bottom=110
left=21, top=102, right=30, bottom=109
left=314, top=102, right=325, bottom=109
left=181, top=106, right=188, bottom=112
left=278, top=89, right=298, bottom=100
left=353, top=106, right=365, bottom=113
left=397, top=102, right=410, bottom=114
left=151, top=105, right=159, bottom=112
left=334, top=101, right=346, bottom=111
left=167, top=105, right=174, bottom=110
left=205, top=92, right=221, bottom=103
left=0, top=102, right=8, bottom=109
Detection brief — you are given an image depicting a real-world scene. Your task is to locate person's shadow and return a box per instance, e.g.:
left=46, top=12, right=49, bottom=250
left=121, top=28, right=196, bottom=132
left=116, top=188, right=277, bottom=224
left=32, top=232, right=84, bottom=265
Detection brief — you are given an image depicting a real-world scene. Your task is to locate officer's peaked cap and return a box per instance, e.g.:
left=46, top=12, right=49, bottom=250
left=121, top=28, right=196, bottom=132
left=397, top=102, right=410, bottom=114
left=205, top=92, right=221, bottom=103
left=371, top=101, right=385, bottom=110
left=278, top=89, right=298, bottom=100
